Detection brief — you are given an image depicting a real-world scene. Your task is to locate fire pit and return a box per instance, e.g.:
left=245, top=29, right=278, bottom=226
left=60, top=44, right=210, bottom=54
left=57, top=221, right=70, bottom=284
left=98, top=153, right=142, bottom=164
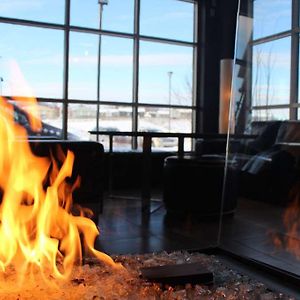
left=0, top=250, right=295, bottom=299
left=0, top=76, right=297, bottom=299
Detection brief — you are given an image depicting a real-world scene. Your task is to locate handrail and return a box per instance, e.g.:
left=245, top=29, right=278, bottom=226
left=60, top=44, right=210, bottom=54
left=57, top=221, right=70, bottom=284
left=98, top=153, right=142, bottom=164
left=89, top=130, right=257, bottom=139
left=89, top=131, right=257, bottom=157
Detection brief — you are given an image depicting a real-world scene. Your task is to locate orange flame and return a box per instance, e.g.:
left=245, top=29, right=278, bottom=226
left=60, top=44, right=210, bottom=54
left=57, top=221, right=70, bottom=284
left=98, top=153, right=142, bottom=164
left=272, top=183, right=300, bottom=259
left=0, top=93, right=120, bottom=286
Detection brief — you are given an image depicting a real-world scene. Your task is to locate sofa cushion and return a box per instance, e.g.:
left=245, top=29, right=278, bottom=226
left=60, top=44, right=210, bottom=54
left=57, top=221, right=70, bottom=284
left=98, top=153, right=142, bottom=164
left=275, top=121, right=300, bottom=144
left=246, top=121, right=282, bottom=154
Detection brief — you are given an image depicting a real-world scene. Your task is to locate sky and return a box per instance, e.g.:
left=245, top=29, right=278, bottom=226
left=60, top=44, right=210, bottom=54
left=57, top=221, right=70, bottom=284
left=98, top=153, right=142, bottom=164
left=249, top=0, right=292, bottom=120
left=0, top=0, right=294, bottom=123
left=0, top=0, right=194, bottom=106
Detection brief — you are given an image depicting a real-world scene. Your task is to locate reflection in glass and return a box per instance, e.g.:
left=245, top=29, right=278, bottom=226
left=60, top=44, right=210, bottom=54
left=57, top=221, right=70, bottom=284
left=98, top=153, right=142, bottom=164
left=71, top=0, right=134, bottom=33
left=139, top=41, right=193, bottom=105
left=0, top=0, right=65, bottom=24
left=0, top=24, right=64, bottom=99
left=252, top=37, right=290, bottom=106
left=140, top=0, right=194, bottom=42
left=10, top=101, right=63, bottom=139
left=69, top=32, right=98, bottom=100
left=253, top=0, right=291, bottom=39
left=101, top=36, right=133, bottom=102
left=236, top=15, right=252, bottom=61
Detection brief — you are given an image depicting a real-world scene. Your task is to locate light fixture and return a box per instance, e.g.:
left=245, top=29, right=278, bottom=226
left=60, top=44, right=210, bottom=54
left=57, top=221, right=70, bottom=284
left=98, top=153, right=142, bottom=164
left=98, top=0, right=108, bottom=4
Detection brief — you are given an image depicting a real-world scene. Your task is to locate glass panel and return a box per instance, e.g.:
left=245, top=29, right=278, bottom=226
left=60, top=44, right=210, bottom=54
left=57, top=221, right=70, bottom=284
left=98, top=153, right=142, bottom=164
left=252, top=37, right=291, bottom=106
left=101, top=36, right=133, bottom=102
left=68, top=103, right=97, bottom=140
left=139, top=41, right=193, bottom=105
left=71, top=0, right=134, bottom=33
left=0, top=24, right=64, bottom=99
left=223, top=5, right=300, bottom=279
left=8, top=100, right=63, bottom=139
left=96, top=105, right=132, bottom=150
left=236, top=15, right=252, bottom=61
left=69, top=33, right=133, bottom=102
left=0, top=0, right=65, bottom=24
left=140, top=0, right=194, bottom=42
left=69, top=32, right=98, bottom=101
left=253, top=0, right=291, bottom=39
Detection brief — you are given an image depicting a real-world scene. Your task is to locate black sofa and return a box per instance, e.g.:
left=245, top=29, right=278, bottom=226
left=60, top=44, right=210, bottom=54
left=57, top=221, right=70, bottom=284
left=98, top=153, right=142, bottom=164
left=163, top=120, right=300, bottom=213
left=240, top=121, right=300, bottom=205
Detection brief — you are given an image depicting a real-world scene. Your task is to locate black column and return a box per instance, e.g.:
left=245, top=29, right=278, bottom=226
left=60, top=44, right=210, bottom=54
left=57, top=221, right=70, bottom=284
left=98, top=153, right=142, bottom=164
left=198, top=0, right=239, bottom=134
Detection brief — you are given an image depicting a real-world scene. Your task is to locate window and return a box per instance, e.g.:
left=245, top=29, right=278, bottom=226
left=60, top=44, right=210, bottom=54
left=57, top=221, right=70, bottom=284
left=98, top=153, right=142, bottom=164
left=139, top=41, right=193, bottom=106
left=253, top=0, right=291, bottom=40
left=252, top=37, right=291, bottom=106
left=0, top=23, right=64, bottom=99
left=251, top=0, right=297, bottom=122
left=140, top=0, right=194, bottom=42
left=0, top=0, right=65, bottom=24
left=0, top=0, right=197, bottom=150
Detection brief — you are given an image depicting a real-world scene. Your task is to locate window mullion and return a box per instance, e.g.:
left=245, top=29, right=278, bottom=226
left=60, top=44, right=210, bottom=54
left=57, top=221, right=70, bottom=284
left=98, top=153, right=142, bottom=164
left=290, top=0, right=299, bottom=120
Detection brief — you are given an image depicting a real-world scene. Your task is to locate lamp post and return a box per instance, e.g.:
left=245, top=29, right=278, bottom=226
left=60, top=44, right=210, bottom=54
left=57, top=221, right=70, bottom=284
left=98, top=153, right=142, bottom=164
left=96, top=0, right=108, bottom=141
left=0, top=77, right=3, bottom=96
left=167, top=71, right=173, bottom=132
left=0, top=56, right=2, bottom=96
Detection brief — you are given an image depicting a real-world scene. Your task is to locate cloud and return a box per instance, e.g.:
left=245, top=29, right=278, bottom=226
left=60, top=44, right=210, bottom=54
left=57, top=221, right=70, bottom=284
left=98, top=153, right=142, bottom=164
left=140, top=10, right=192, bottom=27
left=69, top=53, right=192, bottom=67
left=253, top=50, right=290, bottom=69
left=23, top=55, right=63, bottom=66
left=0, top=0, right=42, bottom=13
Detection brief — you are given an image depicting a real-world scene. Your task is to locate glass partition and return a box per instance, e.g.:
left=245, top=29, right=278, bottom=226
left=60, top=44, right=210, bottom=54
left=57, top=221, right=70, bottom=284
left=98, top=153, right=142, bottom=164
left=220, top=0, right=300, bottom=278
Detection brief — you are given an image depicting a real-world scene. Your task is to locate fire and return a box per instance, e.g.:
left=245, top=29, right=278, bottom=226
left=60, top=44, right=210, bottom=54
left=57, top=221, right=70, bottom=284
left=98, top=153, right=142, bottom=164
left=0, top=93, right=120, bottom=286
left=272, top=184, right=300, bottom=259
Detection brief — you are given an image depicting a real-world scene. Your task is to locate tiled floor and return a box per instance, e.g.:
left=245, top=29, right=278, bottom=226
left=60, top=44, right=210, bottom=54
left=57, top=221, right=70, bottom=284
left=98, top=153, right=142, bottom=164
left=94, top=190, right=300, bottom=278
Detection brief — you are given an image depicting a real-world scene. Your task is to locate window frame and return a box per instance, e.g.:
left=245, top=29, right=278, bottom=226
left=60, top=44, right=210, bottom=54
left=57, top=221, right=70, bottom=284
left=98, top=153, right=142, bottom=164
left=0, top=0, right=198, bottom=147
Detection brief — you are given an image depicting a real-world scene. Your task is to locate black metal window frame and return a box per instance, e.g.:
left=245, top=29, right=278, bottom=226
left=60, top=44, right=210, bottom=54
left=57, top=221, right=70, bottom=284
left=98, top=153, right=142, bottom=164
left=251, top=0, right=299, bottom=120
left=0, top=0, right=198, bottom=144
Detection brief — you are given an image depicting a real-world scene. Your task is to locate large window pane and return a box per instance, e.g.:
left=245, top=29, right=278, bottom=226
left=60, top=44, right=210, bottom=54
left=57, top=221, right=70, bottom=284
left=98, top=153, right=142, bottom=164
left=138, top=107, right=192, bottom=132
left=101, top=36, right=133, bottom=102
left=253, top=0, right=291, bottom=39
left=140, top=0, right=194, bottom=42
left=0, top=0, right=65, bottom=24
left=138, top=106, right=192, bottom=150
left=252, top=108, right=289, bottom=121
left=68, top=103, right=97, bottom=140
left=97, top=105, right=132, bottom=150
left=69, top=33, right=133, bottom=102
left=69, top=32, right=98, bottom=100
left=9, top=100, right=63, bottom=139
left=0, top=24, right=64, bottom=99
left=252, top=37, right=290, bottom=106
left=139, top=41, right=193, bottom=105
left=71, top=0, right=134, bottom=33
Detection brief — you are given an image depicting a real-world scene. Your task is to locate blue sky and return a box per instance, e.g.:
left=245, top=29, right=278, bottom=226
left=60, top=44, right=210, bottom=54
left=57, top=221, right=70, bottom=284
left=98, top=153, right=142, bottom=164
left=251, top=0, right=292, bottom=120
left=0, top=0, right=194, bottom=106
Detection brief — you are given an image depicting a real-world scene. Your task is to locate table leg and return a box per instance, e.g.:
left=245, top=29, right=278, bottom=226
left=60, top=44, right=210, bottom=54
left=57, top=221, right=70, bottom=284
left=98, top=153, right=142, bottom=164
left=142, top=136, right=152, bottom=214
